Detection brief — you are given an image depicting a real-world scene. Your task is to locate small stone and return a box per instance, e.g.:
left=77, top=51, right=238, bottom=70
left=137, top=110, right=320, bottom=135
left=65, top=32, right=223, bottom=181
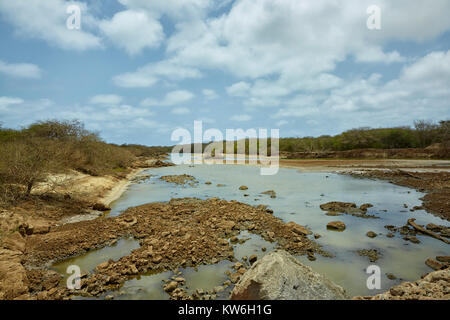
left=239, top=186, right=249, bottom=190
left=403, top=236, right=420, bottom=244
left=196, top=288, right=205, bottom=295
left=360, top=203, right=374, bottom=211
left=249, top=255, right=258, bottom=264
left=164, top=281, right=178, bottom=293
left=214, top=286, right=224, bottom=293
left=366, top=231, right=377, bottom=238
left=386, top=273, right=397, bottom=280
left=130, top=264, right=139, bottom=274
left=389, top=287, right=404, bottom=297
left=105, top=295, right=114, bottom=300
left=237, top=267, right=247, bottom=275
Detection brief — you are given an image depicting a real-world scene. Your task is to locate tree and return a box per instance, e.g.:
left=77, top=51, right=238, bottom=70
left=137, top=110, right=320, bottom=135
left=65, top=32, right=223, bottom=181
left=414, top=120, right=438, bottom=148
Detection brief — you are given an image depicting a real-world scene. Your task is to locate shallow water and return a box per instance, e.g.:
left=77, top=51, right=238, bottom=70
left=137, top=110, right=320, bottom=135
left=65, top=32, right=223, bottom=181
left=52, top=237, right=140, bottom=282
left=72, top=231, right=275, bottom=300
left=56, top=163, right=449, bottom=298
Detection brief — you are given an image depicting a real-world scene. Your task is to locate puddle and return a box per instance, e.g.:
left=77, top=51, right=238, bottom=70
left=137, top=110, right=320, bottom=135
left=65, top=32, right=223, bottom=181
left=55, top=231, right=276, bottom=300
left=52, top=237, right=140, bottom=281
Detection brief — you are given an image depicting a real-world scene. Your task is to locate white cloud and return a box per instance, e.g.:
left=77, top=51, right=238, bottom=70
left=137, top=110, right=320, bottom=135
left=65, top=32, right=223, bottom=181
left=99, top=10, right=164, bottom=55
left=202, top=89, right=218, bottom=100
left=275, top=120, right=289, bottom=127
left=355, top=48, right=405, bottom=64
left=400, top=51, right=450, bottom=84
left=0, top=96, right=24, bottom=111
left=230, top=114, right=252, bottom=122
left=117, top=0, right=212, bottom=21
left=171, top=107, right=191, bottom=115
left=0, top=60, right=42, bottom=79
left=162, top=0, right=450, bottom=107
left=0, top=0, right=101, bottom=51
left=226, top=82, right=251, bottom=97
left=113, top=60, right=202, bottom=88
left=271, top=50, right=450, bottom=129
left=141, top=90, right=195, bottom=107
left=89, top=94, right=123, bottom=105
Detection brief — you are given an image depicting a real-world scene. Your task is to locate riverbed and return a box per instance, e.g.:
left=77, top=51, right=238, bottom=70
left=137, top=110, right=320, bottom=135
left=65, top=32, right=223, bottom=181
left=53, top=163, right=450, bottom=299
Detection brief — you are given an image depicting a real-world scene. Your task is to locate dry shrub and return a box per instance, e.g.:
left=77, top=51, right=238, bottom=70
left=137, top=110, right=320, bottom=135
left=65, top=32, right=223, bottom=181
left=0, top=120, right=137, bottom=205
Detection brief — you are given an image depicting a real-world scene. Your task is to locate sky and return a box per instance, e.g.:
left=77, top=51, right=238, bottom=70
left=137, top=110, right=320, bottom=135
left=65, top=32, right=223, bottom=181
left=0, top=0, right=449, bottom=146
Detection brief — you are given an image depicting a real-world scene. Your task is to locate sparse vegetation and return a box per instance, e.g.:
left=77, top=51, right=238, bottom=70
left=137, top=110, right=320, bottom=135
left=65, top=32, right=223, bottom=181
left=183, top=120, right=449, bottom=155
left=278, top=120, right=449, bottom=153
left=0, top=120, right=160, bottom=204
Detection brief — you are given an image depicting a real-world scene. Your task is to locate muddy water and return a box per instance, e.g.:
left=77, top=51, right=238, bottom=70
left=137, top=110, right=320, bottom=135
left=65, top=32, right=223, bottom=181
left=56, top=163, right=449, bottom=298
left=61, top=231, right=275, bottom=300
left=52, top=237, right=140, bottom=282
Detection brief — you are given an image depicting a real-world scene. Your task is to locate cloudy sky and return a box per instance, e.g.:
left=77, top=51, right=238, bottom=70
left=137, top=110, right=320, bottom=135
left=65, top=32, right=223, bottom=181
left=0, top=0, right=449, bottom=145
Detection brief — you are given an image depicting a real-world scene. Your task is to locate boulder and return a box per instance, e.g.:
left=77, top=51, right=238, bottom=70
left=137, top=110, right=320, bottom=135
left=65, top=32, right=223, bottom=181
left=0, top=249, right=29, bottom=300
left=230, top=250, right=348, bottom=300
left=327, top=221, right=346, bottom=231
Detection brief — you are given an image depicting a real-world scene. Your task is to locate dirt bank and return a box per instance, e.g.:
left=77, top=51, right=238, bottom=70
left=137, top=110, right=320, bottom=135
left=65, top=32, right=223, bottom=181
left=280, top=147, right=450, bottom=160
left=279, top=158, right=450, bottom=172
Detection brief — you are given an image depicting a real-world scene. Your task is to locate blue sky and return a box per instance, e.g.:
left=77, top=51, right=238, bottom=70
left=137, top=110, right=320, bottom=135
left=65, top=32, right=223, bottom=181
left=0, top=0, right=449, bottom=146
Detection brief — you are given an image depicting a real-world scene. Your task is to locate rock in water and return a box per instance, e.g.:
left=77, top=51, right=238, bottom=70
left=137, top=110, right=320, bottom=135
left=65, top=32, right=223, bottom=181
left=366, top=231, right=377, bottom=238
left=327, top=221, right=346, bottom=231
left=230, top=250, right=348, bottom=300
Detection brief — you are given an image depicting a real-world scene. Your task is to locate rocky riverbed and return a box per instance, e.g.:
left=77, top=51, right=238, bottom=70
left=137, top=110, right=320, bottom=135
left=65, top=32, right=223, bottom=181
left=12, top=198, right=326, bottom=300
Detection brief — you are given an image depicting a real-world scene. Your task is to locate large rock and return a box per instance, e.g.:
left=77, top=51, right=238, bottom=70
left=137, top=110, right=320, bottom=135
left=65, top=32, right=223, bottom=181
left=355, top=269, right=450, bottom=300
left=230, top=250, right=348, bottom=300
left=0, top=249, right=29, bottom=300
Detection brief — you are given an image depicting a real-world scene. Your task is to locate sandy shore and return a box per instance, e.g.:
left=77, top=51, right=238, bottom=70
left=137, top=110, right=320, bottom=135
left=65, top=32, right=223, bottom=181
left=100, top=168, right=147, bottom=207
